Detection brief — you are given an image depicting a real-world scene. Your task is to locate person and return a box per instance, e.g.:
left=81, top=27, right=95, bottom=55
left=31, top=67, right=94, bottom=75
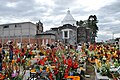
left=86, top=42, right=89, bottom=49
left=65, top=45, right=68, bottom=50
left=76, top=43, right=82, bottom=52
left=50, top=44, right=54, bottom=49
left=0, top=43, right=2, bottom=71
left=17, top=42, right=22, bottom=49
left=9, top=41, right=13, bottom=61
left=74, top=42, right=77, bottom=51
left=117, top=48, right=120, bottom=63
left=34, top=43, right=37, bottom=50
left=46, top=44, right=50, bottom=49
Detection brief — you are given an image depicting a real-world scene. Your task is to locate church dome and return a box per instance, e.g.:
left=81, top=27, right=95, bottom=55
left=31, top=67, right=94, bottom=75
left=61, top=10, right=76, bottom=26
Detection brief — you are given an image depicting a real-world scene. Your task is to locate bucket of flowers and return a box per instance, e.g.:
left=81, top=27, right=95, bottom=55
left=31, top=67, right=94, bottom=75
left=2, top=48, right=29, bottom=80
left=0, top=73, right=4, bottom=80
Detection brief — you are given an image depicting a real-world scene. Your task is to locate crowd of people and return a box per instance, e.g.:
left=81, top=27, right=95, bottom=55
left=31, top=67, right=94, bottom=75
left=0, top=41, right=120, bottom=80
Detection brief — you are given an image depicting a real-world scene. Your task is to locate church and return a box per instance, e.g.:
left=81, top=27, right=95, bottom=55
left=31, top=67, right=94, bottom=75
left=0, top=10, right=94, bottom=46
left=46, top=10, right=77, bottom=45
left=45, top=10, right=92, bottom=45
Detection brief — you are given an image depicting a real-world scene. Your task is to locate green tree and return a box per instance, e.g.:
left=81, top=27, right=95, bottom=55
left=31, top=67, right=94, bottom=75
left=88, top=15, right=98, bottom=36
left=87, top=15, right=98, bottom=43
left=76, top=20, right=84, bottom=27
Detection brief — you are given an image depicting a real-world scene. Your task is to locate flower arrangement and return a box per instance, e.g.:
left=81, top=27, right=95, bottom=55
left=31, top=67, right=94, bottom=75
left=1, top=47, right=31, bottom=80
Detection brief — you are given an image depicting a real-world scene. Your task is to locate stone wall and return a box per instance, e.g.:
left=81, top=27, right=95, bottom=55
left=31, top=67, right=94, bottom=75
left=58, top=24, right=77, bottom=45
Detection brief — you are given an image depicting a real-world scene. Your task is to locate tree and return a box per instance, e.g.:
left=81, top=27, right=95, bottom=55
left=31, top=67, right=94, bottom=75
left=87, top=15, right=98, bottom=43
left=76, top=20, right=84, bottom=27
left=88, top=15, right=98, bottom=36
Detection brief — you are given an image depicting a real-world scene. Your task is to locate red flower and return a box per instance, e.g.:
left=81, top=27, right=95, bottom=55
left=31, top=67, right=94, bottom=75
left=49, top=72, right=53, bottom=80
left=0, top=73, right=4, bottom=79
left=22, top=59, right=25, bottom=63
left=16, top=58, right=21, bottom=63
left=64, top=73, right=68, bottom=78
left=14, top=49, right=20, bottom=55
left=46, top=49, right=49, bottom=54
left=73, top=62, right=78, bottom=69
left=39, top=59, right=44, bottom=65
left=52, top=48, right=57, bottom=52
left=117, top=51, right=120, bottom=55
left=53, top=57, right=58, bottom=63
left=30, top=48, right=33, bottom=50
left=54, top=68, right=59, bottom=75
left=44, top=57, right=48, bottom=61
left=67, top=58, right=72, bottom=67
left=65, top=69, right=69, bottom=73
left=62, top=54, right=65, bottom=59
left=63, top=59, right=67, bottom=64
left=29, top=52, right=33, bottom=55
left=20, top=53, right=24, bottom=57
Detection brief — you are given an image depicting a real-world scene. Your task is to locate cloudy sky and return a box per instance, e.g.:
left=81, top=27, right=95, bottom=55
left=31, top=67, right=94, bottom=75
left=0, top=0, right=120, bottom=42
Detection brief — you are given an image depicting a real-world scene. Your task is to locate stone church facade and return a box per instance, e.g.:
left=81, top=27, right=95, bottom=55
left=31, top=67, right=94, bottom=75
left=44, top=10, right=77, bottom=45
left=46, top=10, right=92, bottom=45
left=50, top=24, right=77, bottom=45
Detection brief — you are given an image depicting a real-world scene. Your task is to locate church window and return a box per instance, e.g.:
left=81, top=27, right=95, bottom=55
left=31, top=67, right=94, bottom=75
left=3, top=25, right=9, bottom=28
left=15, top=24, right=21, bottom=28
left=64, top=31, right=68, bottom=37
left=62, top=29, right=71, bottom=39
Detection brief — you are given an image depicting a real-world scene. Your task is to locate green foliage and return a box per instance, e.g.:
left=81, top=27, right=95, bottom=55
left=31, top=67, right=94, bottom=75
left=76, top=20, right=84, bottom=26
left=87, top=15, right=98, bottom=34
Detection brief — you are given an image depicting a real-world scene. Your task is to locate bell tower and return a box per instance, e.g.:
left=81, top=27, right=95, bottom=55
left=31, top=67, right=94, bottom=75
left=36, top=20, right=43, bottom=34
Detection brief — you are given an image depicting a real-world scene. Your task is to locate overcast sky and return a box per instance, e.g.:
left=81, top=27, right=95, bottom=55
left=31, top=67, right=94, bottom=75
left=0, top=0, right=120, bottom=42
